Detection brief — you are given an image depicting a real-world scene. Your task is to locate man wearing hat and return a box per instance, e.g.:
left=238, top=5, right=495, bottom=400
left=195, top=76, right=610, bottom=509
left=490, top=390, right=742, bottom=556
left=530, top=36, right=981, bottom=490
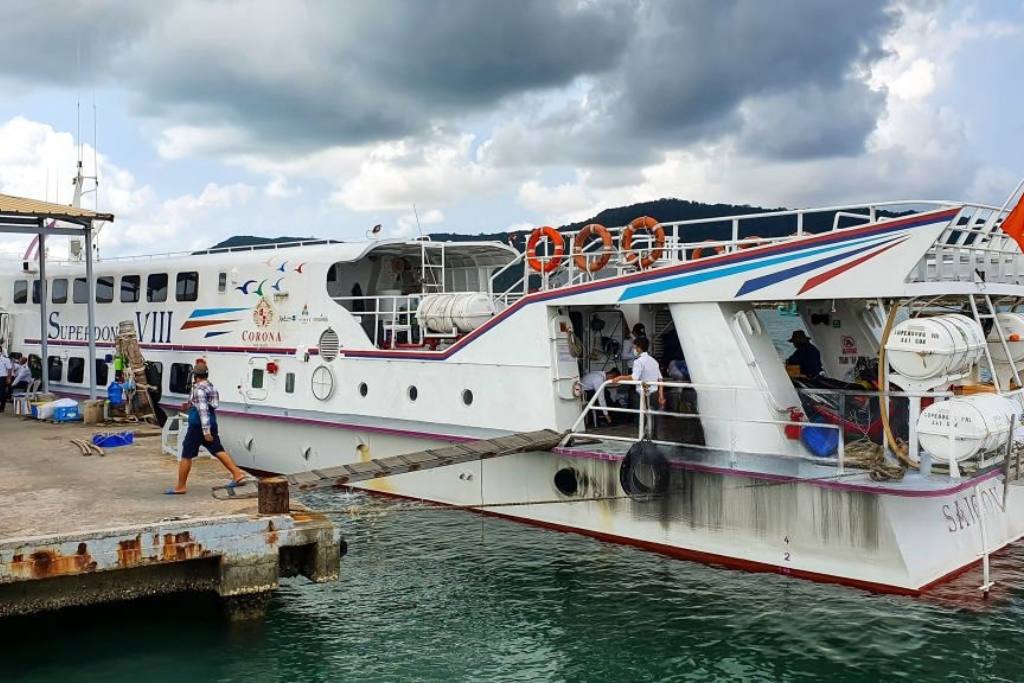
left=167, top=359, right=249, bottom=494
left=787, top=330, right=823, bottom=378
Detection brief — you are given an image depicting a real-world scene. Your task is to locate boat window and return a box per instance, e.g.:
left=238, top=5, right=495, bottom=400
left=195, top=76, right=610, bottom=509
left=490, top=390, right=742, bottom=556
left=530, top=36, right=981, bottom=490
left=96, top=276, right=114, bottom=304
left=67, top=357, right=85, bottom=384
left=359, top=382, right=368, bottom=397
left=147, top=273, right=168, bottom=302
left=218, top=272, right=227, bottom=293
left=169, top=363, right=193, bottom=394
left=95, top=358, right=109, bottom=386
left=52, top=278, right=68, bottom=304
left=147, top=361, right=163, bottom=393
left=176, top=272, right=199, bottom=302
left=30, top=279, right=41, bottom=304
left=121, top=275, right=141, bottom=303
left=285, top=372, right=295, bottom=394
left=73, top=278, right=88, bottom=304
left=13, top=280, right=27, bottom=304
left=251, top=368, right=265, bottom=389
left=48, top=356, right=63, bottom=382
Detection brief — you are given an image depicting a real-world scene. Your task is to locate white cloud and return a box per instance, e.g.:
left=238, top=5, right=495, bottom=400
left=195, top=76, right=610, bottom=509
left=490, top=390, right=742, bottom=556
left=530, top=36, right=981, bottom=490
left=156, top=124, right=250, bottom=160
left=331, top=133, right=501, bottom=212
left=394, top=207, right=444, bottom=237
left=264, top=174, right=302, bottom=199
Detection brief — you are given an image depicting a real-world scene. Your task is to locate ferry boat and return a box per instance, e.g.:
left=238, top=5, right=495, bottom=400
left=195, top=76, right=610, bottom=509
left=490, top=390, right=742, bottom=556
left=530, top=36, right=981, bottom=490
left=3, top=189, right=1024, bottom=595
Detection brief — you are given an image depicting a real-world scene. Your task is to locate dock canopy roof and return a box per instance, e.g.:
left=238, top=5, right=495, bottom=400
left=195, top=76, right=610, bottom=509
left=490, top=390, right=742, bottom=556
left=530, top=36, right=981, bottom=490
left=0, top=193, right=114, bottom=225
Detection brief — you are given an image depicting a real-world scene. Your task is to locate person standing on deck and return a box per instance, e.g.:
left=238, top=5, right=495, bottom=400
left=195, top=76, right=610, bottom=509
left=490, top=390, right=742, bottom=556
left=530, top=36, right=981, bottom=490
left=786, top=330, right=823, bottom=378
left=0, top=350, right=12, bottom=413
left=167, top=360, right=249, bottom=495
left=612, top=337, right=665, bottom=434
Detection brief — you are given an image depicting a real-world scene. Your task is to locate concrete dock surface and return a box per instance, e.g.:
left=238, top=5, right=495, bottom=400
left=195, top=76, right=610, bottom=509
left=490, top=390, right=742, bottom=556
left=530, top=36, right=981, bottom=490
left=0, top=412, right=341, bottom=619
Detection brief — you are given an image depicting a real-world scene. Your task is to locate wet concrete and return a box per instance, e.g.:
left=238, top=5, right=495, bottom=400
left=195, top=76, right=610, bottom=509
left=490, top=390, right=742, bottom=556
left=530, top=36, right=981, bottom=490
left=0, top=413, right=340, bottom=619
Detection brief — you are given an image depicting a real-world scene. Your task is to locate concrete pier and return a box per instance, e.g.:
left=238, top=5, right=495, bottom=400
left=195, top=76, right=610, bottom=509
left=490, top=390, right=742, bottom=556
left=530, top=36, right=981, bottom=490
left=0, top=414, right=341, bottom=619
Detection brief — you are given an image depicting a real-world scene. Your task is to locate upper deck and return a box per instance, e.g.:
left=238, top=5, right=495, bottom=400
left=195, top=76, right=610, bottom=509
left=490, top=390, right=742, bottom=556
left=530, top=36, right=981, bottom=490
left=494, top=199, right=1024, bottom=306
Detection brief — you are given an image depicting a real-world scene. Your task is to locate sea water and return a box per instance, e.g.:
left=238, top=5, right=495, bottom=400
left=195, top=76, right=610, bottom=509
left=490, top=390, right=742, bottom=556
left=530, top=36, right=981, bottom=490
left=5, top=313, right=1022, bottom=682
left=3, top=489, right=1022, bottom=682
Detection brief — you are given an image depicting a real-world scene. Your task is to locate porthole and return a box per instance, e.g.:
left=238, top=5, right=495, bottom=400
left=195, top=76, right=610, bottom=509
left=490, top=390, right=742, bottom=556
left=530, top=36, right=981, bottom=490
left=553, top=468, right=580, bottom=497
left=359, top=382, right=368, bottom=397
left=408, top=385, right=418, bottom=401
left=462, top=389, right=474, bottom=406
left=311, top=365, right=335, bottom=401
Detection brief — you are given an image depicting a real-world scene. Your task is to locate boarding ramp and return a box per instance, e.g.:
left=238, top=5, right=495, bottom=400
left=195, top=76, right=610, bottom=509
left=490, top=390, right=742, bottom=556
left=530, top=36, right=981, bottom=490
left=212, top=429, right=564, bottom=499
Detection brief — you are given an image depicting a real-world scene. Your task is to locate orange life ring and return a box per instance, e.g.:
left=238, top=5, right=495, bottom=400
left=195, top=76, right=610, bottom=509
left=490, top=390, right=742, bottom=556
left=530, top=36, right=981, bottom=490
left=692, top=241, right=726, bottom=259
left=573, top=223, right=614, bottom=272
left=621, top=216, right=665, bottom=269
left=526, top=226, right=565, bottom=273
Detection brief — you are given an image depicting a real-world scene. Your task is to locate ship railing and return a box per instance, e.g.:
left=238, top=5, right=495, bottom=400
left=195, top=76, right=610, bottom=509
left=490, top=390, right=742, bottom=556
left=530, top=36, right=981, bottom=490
left=910, top=202, right=1024, bottom=284
left=570, top=379, right=1007, bottom=479
left=569, top=379, right=849, bottom=472
left=46, top=238, right=343, bottom=264
left=332, top=293, right=427, bottom=349
left=504, top=199, right=975, bottom=294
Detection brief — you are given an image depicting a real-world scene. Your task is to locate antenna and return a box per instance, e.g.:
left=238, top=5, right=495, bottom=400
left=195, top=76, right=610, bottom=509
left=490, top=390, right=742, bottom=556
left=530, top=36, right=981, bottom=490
left=413, top=203, right=423, bottom=239
left=92, top=87, right=99, bottom=211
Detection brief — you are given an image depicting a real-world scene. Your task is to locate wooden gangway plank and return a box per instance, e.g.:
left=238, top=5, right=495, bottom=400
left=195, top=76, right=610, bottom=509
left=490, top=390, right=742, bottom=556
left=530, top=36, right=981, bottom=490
left=212, top=429, right=564, bottom=499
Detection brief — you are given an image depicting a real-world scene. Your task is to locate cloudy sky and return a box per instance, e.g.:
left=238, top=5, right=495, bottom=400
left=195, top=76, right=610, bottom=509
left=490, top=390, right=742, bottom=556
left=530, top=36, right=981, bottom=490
left=0, top=0, right=1022, bottom=257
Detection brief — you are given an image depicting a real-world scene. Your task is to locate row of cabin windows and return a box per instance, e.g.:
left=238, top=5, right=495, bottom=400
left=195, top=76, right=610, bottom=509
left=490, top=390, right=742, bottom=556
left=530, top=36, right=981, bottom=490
left=46, top=358, right=195, bottom=395
left=13, top=272, right=200, bottom=305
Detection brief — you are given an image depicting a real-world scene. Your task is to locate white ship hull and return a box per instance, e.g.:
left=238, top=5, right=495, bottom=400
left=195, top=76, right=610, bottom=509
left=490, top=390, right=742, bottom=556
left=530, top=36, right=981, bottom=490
left=6, top=197, right=1024, bottom=594
left=208, top=405, right=1023, bottom=595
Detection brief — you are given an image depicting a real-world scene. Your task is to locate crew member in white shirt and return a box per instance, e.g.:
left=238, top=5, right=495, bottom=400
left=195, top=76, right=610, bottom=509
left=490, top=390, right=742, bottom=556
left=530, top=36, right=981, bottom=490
left=580, top=367, right=619, bottom=424
left=619, top=322, right=647, bottom=371
left=612, top=337, right=665, bottom=430
left=0, top=350, right=12, bottom=414
left=11, top=356, right=32, bottom=393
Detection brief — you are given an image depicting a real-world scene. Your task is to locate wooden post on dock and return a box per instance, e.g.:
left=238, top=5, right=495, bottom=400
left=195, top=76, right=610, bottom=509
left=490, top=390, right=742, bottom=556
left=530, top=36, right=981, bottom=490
left=258, top=477, right=290, bottom=514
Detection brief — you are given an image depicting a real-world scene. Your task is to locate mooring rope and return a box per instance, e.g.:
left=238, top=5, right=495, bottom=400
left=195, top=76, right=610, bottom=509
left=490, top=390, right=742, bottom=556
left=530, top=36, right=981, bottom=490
left=296, top=494, right=649, bottom=518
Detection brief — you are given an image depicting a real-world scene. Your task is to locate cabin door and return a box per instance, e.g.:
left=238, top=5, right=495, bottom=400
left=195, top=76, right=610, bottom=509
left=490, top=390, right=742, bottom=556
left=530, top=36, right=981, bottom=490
left=244, top=356, right=269, bottom=402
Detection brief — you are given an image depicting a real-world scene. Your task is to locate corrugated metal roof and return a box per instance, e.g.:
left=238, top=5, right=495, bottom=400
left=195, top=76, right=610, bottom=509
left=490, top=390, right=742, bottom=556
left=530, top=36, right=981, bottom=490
left=0, top=193, right=114, bottom=223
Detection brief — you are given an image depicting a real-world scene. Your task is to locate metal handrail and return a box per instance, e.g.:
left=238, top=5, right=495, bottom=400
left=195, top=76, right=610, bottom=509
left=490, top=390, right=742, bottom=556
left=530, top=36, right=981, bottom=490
left=570, top=379, right=1014, bottom=479
left=571, top=379, right=846, bottom=471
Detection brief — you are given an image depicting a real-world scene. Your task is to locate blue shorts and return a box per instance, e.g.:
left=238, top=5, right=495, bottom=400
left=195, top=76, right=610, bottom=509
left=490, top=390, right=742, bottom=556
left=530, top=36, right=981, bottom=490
left=181, top=423, right=225, bottom=459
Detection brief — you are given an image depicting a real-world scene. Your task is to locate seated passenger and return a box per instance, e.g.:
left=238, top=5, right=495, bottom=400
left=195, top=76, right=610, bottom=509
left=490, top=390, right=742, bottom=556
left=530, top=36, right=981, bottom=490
left=580, top=367, right=619, bottom=424
left=787, top=330, right=823, bottom=378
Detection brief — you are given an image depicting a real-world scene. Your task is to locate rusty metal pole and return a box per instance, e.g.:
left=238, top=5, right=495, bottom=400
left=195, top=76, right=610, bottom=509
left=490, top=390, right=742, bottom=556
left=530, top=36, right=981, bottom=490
left=258, top=477, right=290, bottom=514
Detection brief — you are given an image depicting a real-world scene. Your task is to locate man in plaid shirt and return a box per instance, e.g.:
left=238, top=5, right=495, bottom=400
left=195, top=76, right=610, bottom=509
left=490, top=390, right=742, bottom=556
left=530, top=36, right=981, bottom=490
left=167, top=359, right=249, bottom=494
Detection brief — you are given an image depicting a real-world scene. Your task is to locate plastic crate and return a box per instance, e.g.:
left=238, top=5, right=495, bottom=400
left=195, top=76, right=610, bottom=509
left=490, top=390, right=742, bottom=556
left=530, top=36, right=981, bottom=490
left=53, top=405, right=82, bottom=423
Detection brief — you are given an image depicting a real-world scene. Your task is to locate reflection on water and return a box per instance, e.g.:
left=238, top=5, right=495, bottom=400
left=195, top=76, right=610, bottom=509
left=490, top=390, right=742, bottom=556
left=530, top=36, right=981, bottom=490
left=3, top=487, right=1023, bottom=682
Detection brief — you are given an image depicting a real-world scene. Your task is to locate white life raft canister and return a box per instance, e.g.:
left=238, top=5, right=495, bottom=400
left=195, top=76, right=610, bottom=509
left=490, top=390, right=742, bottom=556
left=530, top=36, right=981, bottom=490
left=886, top=314, right=985, bottom=382
left=418, top=292, right=497, bottom=334
left=917, top=394, right=1018, bottom=462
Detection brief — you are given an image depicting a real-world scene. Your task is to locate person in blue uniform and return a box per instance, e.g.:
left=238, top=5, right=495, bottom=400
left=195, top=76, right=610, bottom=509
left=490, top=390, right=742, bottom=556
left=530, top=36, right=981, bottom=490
left=787, top=330, right=823, bottom=377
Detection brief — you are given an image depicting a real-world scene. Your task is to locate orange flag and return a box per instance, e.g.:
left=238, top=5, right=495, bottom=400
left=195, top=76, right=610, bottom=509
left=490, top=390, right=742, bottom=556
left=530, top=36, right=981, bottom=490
left=1001, top=191, right=1024, bottom=251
